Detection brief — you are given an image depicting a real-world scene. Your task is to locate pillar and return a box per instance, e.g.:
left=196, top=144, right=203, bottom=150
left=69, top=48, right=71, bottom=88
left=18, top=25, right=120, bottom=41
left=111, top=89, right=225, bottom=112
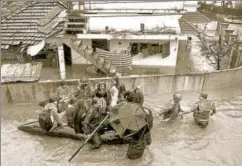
left=219, top=23, right=229, bottom=39
left=57, top=45, right=66, bottom=80
left=224, top=29, right=234, bottom=42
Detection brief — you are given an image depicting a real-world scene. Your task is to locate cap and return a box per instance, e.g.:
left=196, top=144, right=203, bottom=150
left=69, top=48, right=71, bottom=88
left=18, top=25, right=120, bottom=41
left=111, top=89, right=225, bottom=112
left=79, top=76, right=89, bottom=84
left=199, top=92, right=208, bottom=99
left=173, top=93, right=182, bottom=101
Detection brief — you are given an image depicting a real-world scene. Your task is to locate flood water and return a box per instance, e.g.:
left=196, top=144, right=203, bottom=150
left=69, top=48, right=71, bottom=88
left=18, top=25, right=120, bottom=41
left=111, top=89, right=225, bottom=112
left=2, top=87, right=242, bottom=166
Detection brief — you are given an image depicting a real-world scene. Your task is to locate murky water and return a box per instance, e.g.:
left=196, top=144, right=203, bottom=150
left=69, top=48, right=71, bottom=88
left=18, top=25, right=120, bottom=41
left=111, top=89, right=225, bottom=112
left=2, top=87, right=242, bottom=166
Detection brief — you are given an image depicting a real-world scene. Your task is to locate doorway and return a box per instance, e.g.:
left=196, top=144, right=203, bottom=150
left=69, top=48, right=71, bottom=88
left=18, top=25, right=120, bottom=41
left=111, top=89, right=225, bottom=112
left=63, top=44, right=72, bottom=65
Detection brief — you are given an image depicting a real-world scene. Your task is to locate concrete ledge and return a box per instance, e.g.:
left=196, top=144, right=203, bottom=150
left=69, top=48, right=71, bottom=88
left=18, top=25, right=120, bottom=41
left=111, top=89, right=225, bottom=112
left=2, top=66, right=242, bottom=104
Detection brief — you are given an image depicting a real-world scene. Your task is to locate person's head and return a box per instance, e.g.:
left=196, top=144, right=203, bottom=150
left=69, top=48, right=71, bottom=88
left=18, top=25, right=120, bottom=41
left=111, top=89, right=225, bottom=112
left=60, top=80, right=65, bottom=87
left=79, top=76, right=89, bottom=85
left=98, top=82, right=106, bottom=91
left=199, top=92, right=208, bottom=100
left=68, top=98, right=75, bottom=105
left=134, top=85, right=142, bottom=93
left=112, top=76, right=119, bottom=85
left=48, top=96, right=56, bottom=103
left=173, top=93, right=182, bottom=103
left=126, top=92, right=136, bottom=103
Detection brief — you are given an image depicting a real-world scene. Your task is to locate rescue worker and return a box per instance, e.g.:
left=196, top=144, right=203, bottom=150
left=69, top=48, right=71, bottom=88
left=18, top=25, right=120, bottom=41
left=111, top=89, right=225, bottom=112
left=133, top=85, right=144, bottom=106
left=82, top=98, right=105, bottom=149
left=73, top=76, right=93, bottom=101
left=39, top=96, right=66, bottom=132
left=126, top=104, right=153, bottom=160
left=160, top=93, right=183, bottom=121
left=191, top=92, right=216, bottom=128
left=56, top=80, right=71, bottom=113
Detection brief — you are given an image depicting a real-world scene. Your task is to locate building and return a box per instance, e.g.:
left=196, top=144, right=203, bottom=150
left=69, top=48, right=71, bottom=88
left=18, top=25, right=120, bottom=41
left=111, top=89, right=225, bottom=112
left=1, top=1, right=205, bottom=79
left=1, top=1, right=66, bottom=66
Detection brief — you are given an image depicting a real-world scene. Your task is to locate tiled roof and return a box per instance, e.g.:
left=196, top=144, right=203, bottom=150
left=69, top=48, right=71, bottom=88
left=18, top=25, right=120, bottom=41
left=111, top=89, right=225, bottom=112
left=1, top=1, right=67, bottom=50
left=1, top=1, right=33, bottom=21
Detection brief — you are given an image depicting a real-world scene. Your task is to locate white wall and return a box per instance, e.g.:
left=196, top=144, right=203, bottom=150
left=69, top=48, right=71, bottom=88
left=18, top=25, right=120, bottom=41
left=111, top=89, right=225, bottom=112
left=109, top=40, right=130, bottom=52
left=71, top=39, right=92, bottom=64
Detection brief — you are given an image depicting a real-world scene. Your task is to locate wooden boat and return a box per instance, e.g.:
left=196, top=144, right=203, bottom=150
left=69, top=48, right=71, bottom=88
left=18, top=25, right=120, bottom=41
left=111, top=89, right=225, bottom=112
left=17, top=122, right=127, bottom=144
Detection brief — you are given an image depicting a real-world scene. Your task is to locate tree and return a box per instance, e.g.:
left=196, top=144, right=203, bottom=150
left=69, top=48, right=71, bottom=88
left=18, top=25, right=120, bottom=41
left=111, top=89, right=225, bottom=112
left=196, top=23, right=240, bottom=70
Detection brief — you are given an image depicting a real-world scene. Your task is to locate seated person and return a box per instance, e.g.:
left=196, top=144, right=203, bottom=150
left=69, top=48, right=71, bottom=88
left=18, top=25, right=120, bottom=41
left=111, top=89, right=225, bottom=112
left=73, top=76, right=93, bottom=101
left=65, top=98, right=76, bottom=128
left=92, top=82, right=109, bottom=107
left=56, top=81, right=71, bottom=113
left=39, top=97, right=66, bottom=132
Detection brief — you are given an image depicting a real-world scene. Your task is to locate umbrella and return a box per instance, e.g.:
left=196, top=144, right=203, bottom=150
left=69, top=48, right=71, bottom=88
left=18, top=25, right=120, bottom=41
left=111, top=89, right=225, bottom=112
left=109, top=103, right=147, bottom=137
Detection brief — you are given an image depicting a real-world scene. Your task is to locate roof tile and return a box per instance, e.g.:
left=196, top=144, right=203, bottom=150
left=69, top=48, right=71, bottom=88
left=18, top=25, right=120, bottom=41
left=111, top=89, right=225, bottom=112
left=1, top=2, right=66, bottom=49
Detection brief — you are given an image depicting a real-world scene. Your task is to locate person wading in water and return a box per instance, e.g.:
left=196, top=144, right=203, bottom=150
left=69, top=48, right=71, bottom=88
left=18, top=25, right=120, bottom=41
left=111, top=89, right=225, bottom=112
left=191, top=92, right=216, bottom=128
left=160, top=93, right=184, bottom=121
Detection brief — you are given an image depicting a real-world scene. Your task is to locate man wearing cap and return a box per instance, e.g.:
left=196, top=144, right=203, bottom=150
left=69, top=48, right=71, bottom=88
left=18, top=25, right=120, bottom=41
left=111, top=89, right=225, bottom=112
left=73, top=76, right=93, bottom=101
left=191, top=92, right=216, bottom=128
left=161, top=93, right=184, bottom=121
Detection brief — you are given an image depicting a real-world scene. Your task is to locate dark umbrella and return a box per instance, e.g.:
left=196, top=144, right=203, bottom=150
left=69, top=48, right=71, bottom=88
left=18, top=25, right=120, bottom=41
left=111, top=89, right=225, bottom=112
left=109, top=103, right=147, bottom=137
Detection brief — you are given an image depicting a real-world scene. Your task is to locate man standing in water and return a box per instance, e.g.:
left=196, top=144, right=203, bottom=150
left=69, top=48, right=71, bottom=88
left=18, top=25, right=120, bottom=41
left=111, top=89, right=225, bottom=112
left=191, top=92, right=216, bottom=128
left=160, top=93, right=184, bottom=121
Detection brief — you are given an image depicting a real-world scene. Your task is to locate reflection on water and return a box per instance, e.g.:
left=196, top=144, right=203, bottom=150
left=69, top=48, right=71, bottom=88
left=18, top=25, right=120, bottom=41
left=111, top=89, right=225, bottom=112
left=2, top=87, right=242, bottom=166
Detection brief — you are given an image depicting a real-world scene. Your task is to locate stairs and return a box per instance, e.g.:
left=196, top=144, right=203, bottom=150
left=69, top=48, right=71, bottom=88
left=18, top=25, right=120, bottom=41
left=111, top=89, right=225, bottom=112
left=179, top=18, right=199, bottom=35
left=179, top=11, right=211, bottom=35
left=182, top=12, right=210, bottom=24
left=62, top=35, right=118, bottom=76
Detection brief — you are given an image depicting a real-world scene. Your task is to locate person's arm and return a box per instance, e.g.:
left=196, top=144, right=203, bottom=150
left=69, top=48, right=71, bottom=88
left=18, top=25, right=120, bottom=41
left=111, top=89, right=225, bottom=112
left=82, top=107, right=94, bottom=134
left=190, top=103, right=198, bottom=113
left=56, top=87, right=60, bottom=100
left=66, top=86, right=71, bottom=98
left=139, top=91, right=144, bottom=106
left=119, top=83, right=126, bottom=99
left=210, top=102, right=216, bottom=116
left=73, top=86, right=80, bottom=98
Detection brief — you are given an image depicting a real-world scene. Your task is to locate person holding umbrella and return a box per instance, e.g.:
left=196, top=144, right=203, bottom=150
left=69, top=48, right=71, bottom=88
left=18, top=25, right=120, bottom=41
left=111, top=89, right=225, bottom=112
left=109, top=102, right=153, bottom=159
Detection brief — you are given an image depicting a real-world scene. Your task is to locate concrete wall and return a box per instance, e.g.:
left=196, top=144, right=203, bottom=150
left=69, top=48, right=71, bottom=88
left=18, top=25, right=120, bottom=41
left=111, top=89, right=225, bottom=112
left=71, top=39, right=91, bottom=64
left=110, top=40, right=130, bottom=52
left=2, top=66, right=242, bottom=104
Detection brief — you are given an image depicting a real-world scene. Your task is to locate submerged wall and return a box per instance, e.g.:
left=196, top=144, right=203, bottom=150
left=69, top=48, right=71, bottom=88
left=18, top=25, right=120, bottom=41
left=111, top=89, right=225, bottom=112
left=2, top=66, right=242, bottom=104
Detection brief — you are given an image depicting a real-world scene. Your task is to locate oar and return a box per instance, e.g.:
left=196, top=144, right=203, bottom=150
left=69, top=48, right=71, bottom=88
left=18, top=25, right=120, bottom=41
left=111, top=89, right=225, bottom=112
left=21, top=120, right=39, bottom=126
left=68, top=114, right=110, bottom=162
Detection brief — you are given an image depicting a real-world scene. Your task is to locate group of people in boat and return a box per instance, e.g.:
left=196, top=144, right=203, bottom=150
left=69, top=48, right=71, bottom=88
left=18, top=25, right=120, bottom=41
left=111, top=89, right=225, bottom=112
left=38, top=75, right=151, bottom=160
left=38, top=75, right=216, bottom=160
left=160, top=92, right=216, bottom=128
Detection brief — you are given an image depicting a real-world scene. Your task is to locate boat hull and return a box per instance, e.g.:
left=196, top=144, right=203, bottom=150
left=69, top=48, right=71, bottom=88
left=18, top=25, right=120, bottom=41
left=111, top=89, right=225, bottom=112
left=18, top=122, right=127, bottom=144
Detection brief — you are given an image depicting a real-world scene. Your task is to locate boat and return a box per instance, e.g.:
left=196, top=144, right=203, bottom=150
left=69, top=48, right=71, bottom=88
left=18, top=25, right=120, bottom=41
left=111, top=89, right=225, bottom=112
left=17, top=122, right=127, bottom=144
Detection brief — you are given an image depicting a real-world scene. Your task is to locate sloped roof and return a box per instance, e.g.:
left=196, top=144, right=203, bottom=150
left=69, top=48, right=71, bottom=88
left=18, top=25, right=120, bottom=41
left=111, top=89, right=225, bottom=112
left=1, top=62, right=42, bottom=83
left=1, top=1, right=33, bottom=21
left=1, top=1, right=66, bottom=50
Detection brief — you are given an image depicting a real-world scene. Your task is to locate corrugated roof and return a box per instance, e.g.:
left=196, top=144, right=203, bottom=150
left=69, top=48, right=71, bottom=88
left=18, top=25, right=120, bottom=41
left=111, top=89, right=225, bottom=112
left=1, top=1, right=66, bottom=50
left=1, top=62, right=42, bottom=83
